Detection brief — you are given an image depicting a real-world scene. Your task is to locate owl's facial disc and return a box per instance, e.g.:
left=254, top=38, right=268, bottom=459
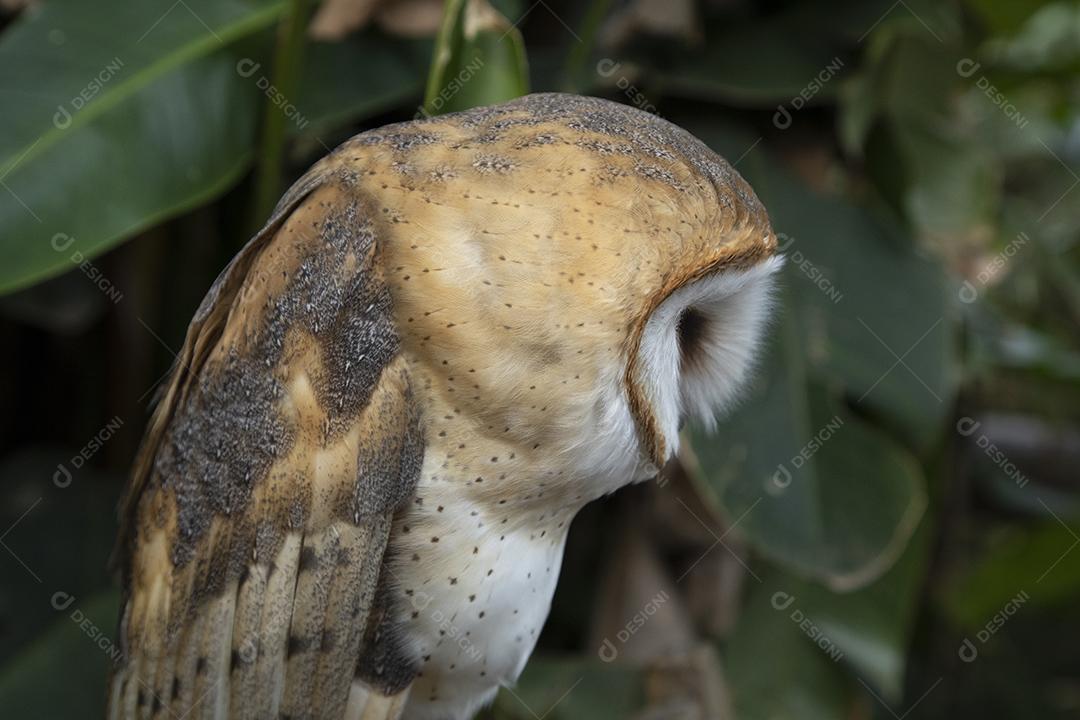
left=633, top=255, right=783, bottom=464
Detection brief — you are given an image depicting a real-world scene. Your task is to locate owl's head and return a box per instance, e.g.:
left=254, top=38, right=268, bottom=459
left=350, top=93, right=780, bottom=493
left=630, top=251, right=782, bottom=466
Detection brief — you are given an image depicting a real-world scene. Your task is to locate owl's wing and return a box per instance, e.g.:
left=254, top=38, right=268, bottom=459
left=108, top=173, right=422, bottom=720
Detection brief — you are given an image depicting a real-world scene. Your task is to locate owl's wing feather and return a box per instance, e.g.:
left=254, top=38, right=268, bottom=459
left=109, top=175, right=422, bottom=720
left=115, top=165, right=332, bottom=535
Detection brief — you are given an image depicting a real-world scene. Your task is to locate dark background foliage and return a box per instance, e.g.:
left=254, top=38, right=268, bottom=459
left=0, top=0, right=1077, bottom=717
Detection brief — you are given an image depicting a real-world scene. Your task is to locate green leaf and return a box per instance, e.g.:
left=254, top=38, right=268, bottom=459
left=297, top=36, right=430, bottom=135
left=659, top=17, right=850, bottom=107
left=0, top=0, right=286, bottom=175
left=0, top=0, right=426, bottom=295
left=0, top=51, right=263, bottom=295
left=837, top=71, right=879, bottom=156
left=680, top=121, right=951, bottom=585
left=689, top=336, right=928, bottom=589
left=726, top=521, right=929, bottom=716
left=726, top=575, right=853, bottom=720
left=790, top=519, right=931, bottom=698
left=892, top=120, right=1001, bottom=241
left=750, top=158, right=956, bottom=452
left=423, top=0, right=528, bottom=116
left=841, top=28, right=1006, bottom=246
left=0, top=0, right=285, bottom=294
left=942, top=517, right=1080, bottom=630
left=962, top=0, right=1049, bottom=35
left=879, top=36, right=1001, bottom=242
left=251, top=0, right=316, bottom=225
left=490, top=656, right=644, bottom=719
left=981, top=2, right=1080, bottom=71
left=652, top=0, right=913, bottom=109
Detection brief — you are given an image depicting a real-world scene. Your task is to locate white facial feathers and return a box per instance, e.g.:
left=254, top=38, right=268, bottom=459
left=636, top=255, right=784, bottom=459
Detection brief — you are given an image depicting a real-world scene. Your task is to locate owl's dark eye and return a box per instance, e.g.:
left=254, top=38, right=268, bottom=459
left=677, top=307, right=708, bottom=371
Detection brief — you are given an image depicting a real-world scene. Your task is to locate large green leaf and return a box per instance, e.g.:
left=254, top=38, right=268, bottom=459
left=726, top=575, right=853, bottom=720
left=649, top=0, right=900, bottom=108
left=753, top=166, right=958, bottom=450
left=788, top=519, right=931, bottom=698
left=838, top=7, right=1011, bottom=248
left=658, top=15, right=851, bottom=107
left=0, top=0, right=285, bottom=174
left=0, top=0, right=284, bottom=293
left=680, top=120, right=952, bottom=586
left=881, top=35, right=1001, bottom=243
left=0, top=50, right=263, bottom=294
left=0, top=0, right=427, bottom=295
left=726, top=520, right=929, bottom=717
left=689, top=330, right=928, bottom=589
left=297, top=36, right=430, bottom=135
left=423, top=0, right=528, bottom=116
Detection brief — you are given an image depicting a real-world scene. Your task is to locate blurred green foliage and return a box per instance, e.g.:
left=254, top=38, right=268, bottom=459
left=0, top=0, right=1078, bottom=718
left=424, top=0, right=528, bottom=115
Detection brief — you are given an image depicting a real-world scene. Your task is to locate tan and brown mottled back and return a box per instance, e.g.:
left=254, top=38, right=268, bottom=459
left=110, top=93, right=778, bottom=720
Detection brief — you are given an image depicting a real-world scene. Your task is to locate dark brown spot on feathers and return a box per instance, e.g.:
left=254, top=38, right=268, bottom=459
left=287, top=634, right=311, bottom=657
left=298, top=546, right=317, bottom=572
left=356, top=545, right=419, bottom=694
left=138, top=182, right=423, bottom=576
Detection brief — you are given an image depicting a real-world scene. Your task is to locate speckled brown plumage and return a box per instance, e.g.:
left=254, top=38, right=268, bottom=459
left=109, top=93, right=777, bottom=720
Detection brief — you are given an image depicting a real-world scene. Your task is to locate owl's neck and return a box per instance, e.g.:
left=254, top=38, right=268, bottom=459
left=381, top=378, right=651, bottom=720
left=405, top=353, right=656, bottom=519
left=388, top=457, right=574, bottom=720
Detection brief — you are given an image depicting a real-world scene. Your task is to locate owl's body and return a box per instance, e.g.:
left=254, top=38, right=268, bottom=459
left=381, top=484, right=570, bottom=718
left=110, top=94, right=779, bottom=720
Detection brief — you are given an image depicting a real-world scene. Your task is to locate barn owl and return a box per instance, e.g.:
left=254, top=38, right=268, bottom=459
left=109, top=93, right=780, bottom=720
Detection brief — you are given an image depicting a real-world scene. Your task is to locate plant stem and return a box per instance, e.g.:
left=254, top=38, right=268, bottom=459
left=561, top=0, right=613, bottom=93
left=252, top=0, right=311, bottom=230
left=423, top=0, right=467, bottom=116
